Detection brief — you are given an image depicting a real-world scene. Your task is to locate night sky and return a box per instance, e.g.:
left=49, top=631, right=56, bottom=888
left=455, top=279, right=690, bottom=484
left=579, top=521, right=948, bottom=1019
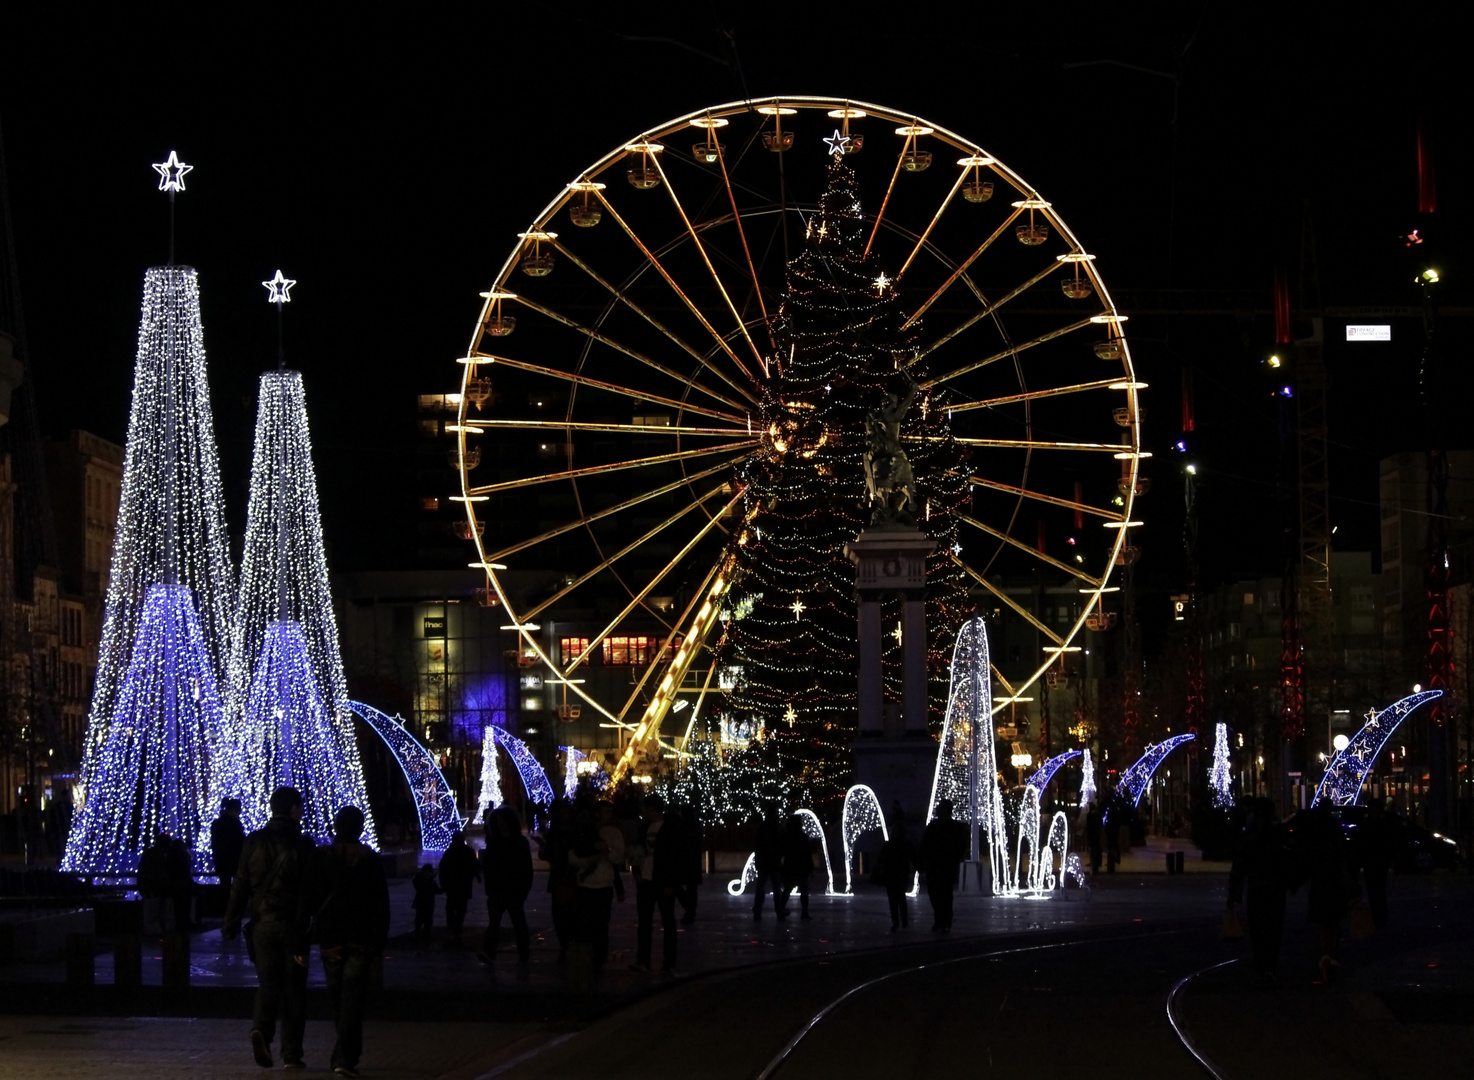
left=3, top=5, right=1469, bottom=624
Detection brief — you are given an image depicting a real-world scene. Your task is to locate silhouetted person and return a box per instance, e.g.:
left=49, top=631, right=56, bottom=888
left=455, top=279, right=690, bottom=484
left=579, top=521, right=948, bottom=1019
left=573, top=801, right=624, bottom=973
left=1301, top=804, right=1356, bottom=984
left=479, top=807, right=533, bottom=965
left=752, top=804, right=787, bottom=919
left=438, top=831, right=480, bottom=940
left=1356, top=799, right=1395, bottom=929
left=1228, top=798, right=1291, bottom=977
left=1105, top=794, right=1123, bottom=873
left=167, top=833, right=196, bottom=930
left=876, top=824, right=916, bottom=930
left=138, top=832, right=172, bottom=934
left=1085, top=802, right=1104, bottom=875
left=631, top=794, right=678, bottom=973
left=676, top=803, right=703, bottom=925
left=211, top=798, right=246, bottom=900
left=224, top=786, right=315, bottom=1070
left=781, top=812, right=815, bottom=920
left=411, top=864, right=440, bottom=938
left=920, top=799, right=968, bottom=931
left=537, top=799, right=577, bottom=957
left=310, top=805, right=389, bottom=1079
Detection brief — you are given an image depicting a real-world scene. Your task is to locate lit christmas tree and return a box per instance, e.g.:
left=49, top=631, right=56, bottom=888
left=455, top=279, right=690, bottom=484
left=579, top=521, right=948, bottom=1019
left=715, top=154, right=969, bottom=815
left=232, top=346, right=376, bottom=843
left=476, top=726, right=502, bottom=820
left=63, top=255, right=239, bottom=873
left=1209, top=721, right=1232, bottom=808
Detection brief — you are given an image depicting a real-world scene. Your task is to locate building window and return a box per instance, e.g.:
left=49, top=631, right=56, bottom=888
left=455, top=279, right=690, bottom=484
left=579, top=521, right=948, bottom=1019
left=602, top=635, right=652, bottom=665
left=421, top=496, right=440, bottom=511
left=560, top=636, right=589, bottom=666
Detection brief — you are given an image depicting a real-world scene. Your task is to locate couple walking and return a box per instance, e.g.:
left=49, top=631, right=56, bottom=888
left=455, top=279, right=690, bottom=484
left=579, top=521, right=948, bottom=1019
left=224, top=786, right=389, bottom=1077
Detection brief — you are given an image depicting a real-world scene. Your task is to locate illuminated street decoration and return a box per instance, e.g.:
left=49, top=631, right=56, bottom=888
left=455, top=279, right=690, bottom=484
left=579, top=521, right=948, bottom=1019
left=726, top=808, right=838, bottom=898
left=1026, top=750, right=1081, bottom=798
left=562, top=746, right=586, bottom=799
left=1116, top=735, right=1196, bottom=807
left=1209, top=722, right=1233, bottom=808
left=477, top=726, right=502, bottom=821
left=348, top=701, right=458, bottom=851
left=1080, top=747, right=1098, bottom=807
left=1314, top=690, right=1442, bottom=807
left=152, top=150, right=192, bottom=192
left=823, top=129, right=850, bottom=156
left=232, top=369, right=374, bottom=841
left=841, top=783, right=888, bottom=895
left=261, top=269, right=296, bottom=304
left=488, top=724, right=556, bottom=811
left=62, top=265, right=237, bottom=876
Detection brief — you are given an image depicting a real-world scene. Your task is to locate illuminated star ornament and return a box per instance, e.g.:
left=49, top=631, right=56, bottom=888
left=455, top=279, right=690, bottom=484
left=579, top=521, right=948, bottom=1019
left=874, top=272, right=891, bottom=296
left=262, top=270, right=296, bottom=304
left=790, top=597, right=807, bottom=620
left=824, top=129, right=851, bottom=156
left=152, top=150, right=193, bottom=192
left=783, top=704, right=797, bottom=728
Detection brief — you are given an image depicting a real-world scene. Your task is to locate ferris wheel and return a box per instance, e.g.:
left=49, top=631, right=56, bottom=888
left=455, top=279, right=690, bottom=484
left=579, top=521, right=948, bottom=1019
left=451, top=96, right=1145, bottom=779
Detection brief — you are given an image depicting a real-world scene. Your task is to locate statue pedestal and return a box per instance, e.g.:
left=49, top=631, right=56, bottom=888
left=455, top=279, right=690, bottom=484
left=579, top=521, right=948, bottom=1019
left=845, top=526, right=936, bottom=831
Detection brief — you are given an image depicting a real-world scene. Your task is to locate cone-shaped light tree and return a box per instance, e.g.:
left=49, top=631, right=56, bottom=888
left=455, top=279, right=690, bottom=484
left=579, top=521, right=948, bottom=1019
left=232, top=362, right=376, bottom=842
left=63, top=261, right=239, bottom=873
left=715, top=155, right=970, bottom=816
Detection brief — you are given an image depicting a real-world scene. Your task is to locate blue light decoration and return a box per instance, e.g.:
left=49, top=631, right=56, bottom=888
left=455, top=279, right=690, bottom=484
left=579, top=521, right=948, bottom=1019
left=1115, top=734, right=1196, bottom=807
left=1209, top=722, right=1233, bottom=808
left=488, top=725, right=555, bottom=813
left=1314, top=690, right=1442, bottom=807
left=232, top=369, right=375, bottom=842
left=562, top=746, right=586, bottom=799
left=348, top=701, right=459, bottom=851
left=63, top=263, right=239, bottom=876
left=1026, top=750, right=1082, bottom=798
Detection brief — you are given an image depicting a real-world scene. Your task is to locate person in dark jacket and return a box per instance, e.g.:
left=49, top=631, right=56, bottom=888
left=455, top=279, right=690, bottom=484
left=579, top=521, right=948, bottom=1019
left=411, top=864, right=440, bottom=938
left=437, top=831, right=480, bottom=940
left=630, top=794, right=679, bottom=973
left=1356, top=799, right=1396, bottom=929
left=1228, top=798, right=1291, bottom=976
left=876, top=824, right=916, bottom=930
left=137, top=832, right=172, bottom=934
left=224, top=786, right=316, bottom=1070
left=167, top=834, right=196, bottom=931
left=781, top=812, right=816, bottom=921
left=310, top=805, right=389, bottom=1079
left=536, top=799, right=577, bottom=956
left=919, top=799, right=968, bottom=931
left=751, top=804, right=787, bottom=919
left=478, top=807, right=533, bottom=964
left=676, top=803, right=703, bottom=925
left=1301, top=804, right=1357, bottom=984
left=211, top=798, right=246, bottom=899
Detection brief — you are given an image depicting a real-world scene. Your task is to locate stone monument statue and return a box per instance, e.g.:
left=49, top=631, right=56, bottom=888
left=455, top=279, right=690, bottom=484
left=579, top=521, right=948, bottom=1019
left=863, top=376, right=918, bottom=527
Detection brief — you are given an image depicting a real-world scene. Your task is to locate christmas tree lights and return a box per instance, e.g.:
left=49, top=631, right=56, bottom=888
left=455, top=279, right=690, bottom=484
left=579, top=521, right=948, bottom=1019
left=232, top=369, right=374, bottom=842
left=477, top=726, right=503, bottom=821
left=1079, top=748, right=1098, bottom=807
left=63, top=265, right=238, bottom=875
left=1314, top=690, right=1441, bottom=807
left=1209, top=722, right=1232, bottom=808
left=715, top=155, right=969, bottom=814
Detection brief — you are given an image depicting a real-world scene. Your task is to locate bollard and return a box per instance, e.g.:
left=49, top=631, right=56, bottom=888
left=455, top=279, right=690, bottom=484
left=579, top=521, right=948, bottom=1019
left=114, top=934, right=143, bottom=987
left=1164, top=852, right=1176, bottom=875
left=162, top=930, right=190, bottom=989
left=66, top=932, right=96, bottom=987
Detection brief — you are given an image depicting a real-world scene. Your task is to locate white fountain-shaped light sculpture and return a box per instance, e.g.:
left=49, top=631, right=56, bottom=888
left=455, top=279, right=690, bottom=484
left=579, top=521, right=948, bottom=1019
left=725, top=807, right=838, bottom=897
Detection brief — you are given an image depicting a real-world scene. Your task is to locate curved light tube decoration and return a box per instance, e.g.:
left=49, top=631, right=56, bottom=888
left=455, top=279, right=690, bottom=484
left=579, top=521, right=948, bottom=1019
left=348, top=700, right=460, bottom=852
left=1116, top=734, right=1195, bottom=807
left=1314, top=690, right=1442, bottom=807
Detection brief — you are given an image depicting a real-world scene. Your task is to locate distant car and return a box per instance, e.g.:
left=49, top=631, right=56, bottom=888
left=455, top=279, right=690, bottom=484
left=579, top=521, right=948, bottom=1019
left=1302, top=804, right=1465, bottom=873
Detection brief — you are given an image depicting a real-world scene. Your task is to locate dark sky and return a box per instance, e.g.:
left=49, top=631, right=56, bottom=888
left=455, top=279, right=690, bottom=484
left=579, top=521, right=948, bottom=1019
left=2, top=4, right=1469, bottom=604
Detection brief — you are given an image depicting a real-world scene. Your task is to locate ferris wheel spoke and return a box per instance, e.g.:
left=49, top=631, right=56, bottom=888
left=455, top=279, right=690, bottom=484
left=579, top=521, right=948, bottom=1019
left=951, top=555, right=1064, bottom=644
left=479, top=352, right=744, bottom=425
left=485, top=457, right=742, bottom=563
left=509, top=293, right=756, bottom=410
left=460, top=418, right=747, bottom=438
left=466, top=442, right=757, bottom=497
left=945, top=375, right=1126, bottom=412
left=901, top=207, right=1024, bottom=331
left=960, top=513, right=1102, bottom=587
left=913, top=259, right=1062, bottom=363
left=913, top=435, right=1126, bottom=454
left=894, top=165, right=972, bottom=282
left=862, top=135, right=911, bottom=259
left=562, top=492, right=739, bottom=681
left=960, top=474, right=1119, bottom=520
left=521, top=483, right=733, bottom=622
left=923, top=319, right=1099, bottom=388
left=713, top=149, right=775, bottom=347
left=615, top=552, right=729, bottom=724
left=647, top=152, right=767, bottom=378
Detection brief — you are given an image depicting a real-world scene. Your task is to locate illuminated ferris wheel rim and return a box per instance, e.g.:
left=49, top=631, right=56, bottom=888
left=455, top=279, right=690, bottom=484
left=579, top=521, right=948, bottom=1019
left=453, top=94, right=1144, bottom=750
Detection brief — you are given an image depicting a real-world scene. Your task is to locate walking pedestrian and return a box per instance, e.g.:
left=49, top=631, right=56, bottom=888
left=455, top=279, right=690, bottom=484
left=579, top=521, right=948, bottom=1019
left=572, top=801, right=624, bottom=973
left=1301, top=804, right=1356, bottom=985
left=1085, top=801, right=1103, bottom=875
left=224, top=786, right=316, bottom=1070
left=437, top=831, right=480, bottom=941
left=676, top=803, right=703, bottom=925
left=137, top=832, right=172, bottom=934
left=630, top=793, right=678, bottom=973
left=478, top=807, right=533, bottom=965
left=410, top=864, right=441, bottom=938
left=211, top=798, right=246, bottom=900
left=751, top=804, right=786, bottom=919
left=920, top=799, right=968, bottom=931
left=310, top=805, right=389, bottom=1079
left=168, top=833, right=197, bottom=931
left=875, top=823, right=916, bottom=931
left=781, top=812, right=815, bottom=921
left=1227, top=798, right=1291, bottom=977
left=1356, top=799, right=1395, bottom=929
left=536, top=799, right=578, bottom=958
